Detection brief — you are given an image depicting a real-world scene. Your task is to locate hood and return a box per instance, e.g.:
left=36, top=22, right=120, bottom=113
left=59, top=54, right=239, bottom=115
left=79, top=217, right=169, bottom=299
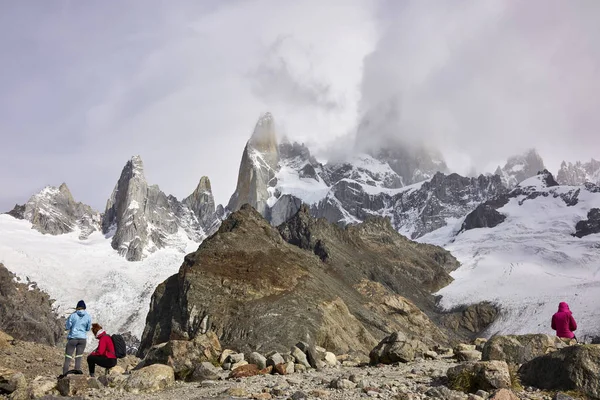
left=96, top=329, right=106, bottom=339
left=76, top=310, right=87, bottom=317
left=558, top=302, right=570, bottom=312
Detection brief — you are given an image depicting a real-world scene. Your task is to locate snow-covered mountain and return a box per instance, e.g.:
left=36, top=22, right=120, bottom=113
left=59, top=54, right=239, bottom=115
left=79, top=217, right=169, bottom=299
left=494, top=148, right=546, bottom=188
left=7, top=183, right=101, bottom=240
left=102, top=156, right=218, bottom=261
left=557, top=159, right=600, bottom=186
left=230, top=113, right=506, bottom=238
left=0, top=214, right=196, bottom=346
left=421, top=171, right=600, bottom=340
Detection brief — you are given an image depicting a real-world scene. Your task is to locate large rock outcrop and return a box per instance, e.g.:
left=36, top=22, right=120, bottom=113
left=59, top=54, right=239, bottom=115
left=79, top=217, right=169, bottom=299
left=0, top=263, right=64, bottom=345
left=6, top=183, right=100, bottom=239
left=482, top=334, right=566, bottom=365
left=102, top=156, right=219, bottom=261
left=227, top=112, right=279, bottom=217
left=138, top=205, right=464, bottom=358
left=518, top=345, right=600, bottom=398
left=573, top=208, right=600, bottom=238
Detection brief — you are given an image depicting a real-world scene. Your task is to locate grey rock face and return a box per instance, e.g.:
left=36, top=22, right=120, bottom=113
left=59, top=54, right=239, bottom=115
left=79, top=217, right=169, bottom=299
left=495, top=148, right=545, bottom=188
left=557, top=158, right=600, bottom=186
left=103, top=156, right=152, bottom=261
left=227, top=112, right=279, bottom=217
left=102, top=156, right=220, bottom=261
left=6, top=183, right=101, bottom=239
left=183, top=176, right=217, bottom=233
left=573, top=208, right=600, bottom=238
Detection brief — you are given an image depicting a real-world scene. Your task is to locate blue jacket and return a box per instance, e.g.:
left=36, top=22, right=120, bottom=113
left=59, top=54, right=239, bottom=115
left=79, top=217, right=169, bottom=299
left=65, top=310, right=91, bottom=339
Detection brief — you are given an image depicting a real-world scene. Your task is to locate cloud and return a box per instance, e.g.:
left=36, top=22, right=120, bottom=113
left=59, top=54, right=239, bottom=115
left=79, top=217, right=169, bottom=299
left=356, top=0, right=600, bottom=174
left=0, top=0, right=376, bottom=211
left=1, top=0, right=599, bottom=213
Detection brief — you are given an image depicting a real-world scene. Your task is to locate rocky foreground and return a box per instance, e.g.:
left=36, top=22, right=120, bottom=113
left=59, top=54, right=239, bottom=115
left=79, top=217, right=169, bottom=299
left=2, top=328, right=599, bottom=400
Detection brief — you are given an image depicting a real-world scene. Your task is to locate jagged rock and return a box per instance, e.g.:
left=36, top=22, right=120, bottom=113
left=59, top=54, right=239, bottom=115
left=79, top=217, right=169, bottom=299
left=56, top=376, right=99, bottom=397
left=227, top=112, right=279, bottom=217
left=518, top=344, right=600, bottom=398
left=124, top=364, right=174, bottom=394
left=183, top=176, right=218, bottom=232
left=447, top=361, right=511, bottom=393
left=0, top=264, right=64, bottom=345
left=573, top=208, right=600, bottom=238
left=102, top=156, right=218, bottom=261
left=369, top=332, right=428, bottom=364
left=495, top=149, right=545, bottom=188
left=557, top=159, right=600, bottom=186
left=474, top=338, right=488, bottom=351
left=6, top=183, right=100, bottom=239
left=139, top=205, right=456, bottom=357
left=0, top=367, right=26, bottom=394
left=482, top=334, right=566, bottom=365
left=141, top=332, right=221, bottom=381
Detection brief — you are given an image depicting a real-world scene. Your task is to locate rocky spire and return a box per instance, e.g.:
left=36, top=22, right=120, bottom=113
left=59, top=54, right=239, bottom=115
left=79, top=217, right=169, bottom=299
left=227, top=112, right=280, bottom=216
left=102, top=156, right=151, bottom=261
left=183, top=176, right=217, bottom=231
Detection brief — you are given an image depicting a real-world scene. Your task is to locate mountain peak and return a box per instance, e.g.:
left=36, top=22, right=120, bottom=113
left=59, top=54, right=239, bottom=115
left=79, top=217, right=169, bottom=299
left=249, top=112, right=278, bottom=154
left=496, top=148, right=545, bottom=188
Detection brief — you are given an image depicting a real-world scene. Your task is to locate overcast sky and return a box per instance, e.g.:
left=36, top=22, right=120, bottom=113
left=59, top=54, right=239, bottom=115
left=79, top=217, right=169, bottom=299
left=1, top=0, right=599, bottom=212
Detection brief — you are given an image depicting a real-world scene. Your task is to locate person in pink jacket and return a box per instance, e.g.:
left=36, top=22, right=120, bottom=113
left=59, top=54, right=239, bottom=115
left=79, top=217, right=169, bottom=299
left=551, top=302, right=578, bottom=342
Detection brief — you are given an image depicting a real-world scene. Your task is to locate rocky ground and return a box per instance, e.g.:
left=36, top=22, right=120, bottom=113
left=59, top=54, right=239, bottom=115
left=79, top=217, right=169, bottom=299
left=1, top=329, right=592, bottom=400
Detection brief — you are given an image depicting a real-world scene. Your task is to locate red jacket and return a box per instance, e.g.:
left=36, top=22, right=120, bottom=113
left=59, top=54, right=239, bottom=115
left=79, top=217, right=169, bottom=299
left=551, top=302, right=577, bottom=339
left=89, top=331, right=117, bottom=359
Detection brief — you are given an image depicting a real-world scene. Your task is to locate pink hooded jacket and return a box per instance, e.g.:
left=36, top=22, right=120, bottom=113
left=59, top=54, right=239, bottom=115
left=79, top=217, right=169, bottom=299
left=551, top=302, right=577, bottom=339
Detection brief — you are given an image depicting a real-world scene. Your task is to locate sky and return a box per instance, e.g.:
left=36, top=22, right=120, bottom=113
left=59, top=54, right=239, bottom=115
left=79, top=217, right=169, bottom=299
left=1, top=0, right=599, bottom=212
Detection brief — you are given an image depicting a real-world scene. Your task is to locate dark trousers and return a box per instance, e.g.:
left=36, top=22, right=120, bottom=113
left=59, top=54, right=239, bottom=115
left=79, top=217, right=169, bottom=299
left=63, top=338, right=86, bottom=374
left=87, top=355, right=117, bottom=375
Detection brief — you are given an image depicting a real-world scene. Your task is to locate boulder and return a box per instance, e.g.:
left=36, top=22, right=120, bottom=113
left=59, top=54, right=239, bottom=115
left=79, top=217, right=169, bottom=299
left=518, top=344, right=600, bottom=398
left=227, top=353, right=244, bottom=364
left=324, top=352, right=337, bottom=366
left=267, top=353, right=285, bottom=369
left=0, top=367, right=26, bottom=394
left=56, top=376, right=99, bottom=397
left=457, top=350, right=483, bottom=362
left=295, top=342, right=319, bottom=369
left=447, top=361, right=511, bottom=393
left=291, top=346, right=311, bottom=369
left=369, top=332, right=427, bottom=364
left=143, top=332, right=221, bottom=381
left=191, top=362, right=220, bottom=382
left=229, top=364, right=260, bottom=379
left=474, top=338, right=488, bottom=352
left=27, top=376, right=57, bottom=398
left=124, top=364, right=174, bottom=394
left=482, top=334, right=566, bottom=365
left=248, top=352, right=267, bottom=370
left=220, top=349, right=235, bottom=364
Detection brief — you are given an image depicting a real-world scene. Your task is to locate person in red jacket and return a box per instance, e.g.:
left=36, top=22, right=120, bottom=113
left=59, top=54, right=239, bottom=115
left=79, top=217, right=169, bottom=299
left=87, top=323, right=117, bottom=377
left=551, top=302, right=578, bottom=343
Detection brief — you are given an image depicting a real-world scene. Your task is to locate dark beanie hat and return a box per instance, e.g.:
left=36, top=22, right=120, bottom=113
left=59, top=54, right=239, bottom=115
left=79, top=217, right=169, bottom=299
left=76, top=300, right=86, bottom=310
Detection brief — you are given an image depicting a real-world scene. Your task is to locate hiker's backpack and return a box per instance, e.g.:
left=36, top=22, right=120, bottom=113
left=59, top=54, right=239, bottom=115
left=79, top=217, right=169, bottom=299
left=111, top=334, right=127, bottom=358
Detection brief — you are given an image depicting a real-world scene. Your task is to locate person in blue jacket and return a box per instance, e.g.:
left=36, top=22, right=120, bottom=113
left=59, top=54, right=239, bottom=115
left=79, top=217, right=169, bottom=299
left=60, top=300, right=91, bottom=378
